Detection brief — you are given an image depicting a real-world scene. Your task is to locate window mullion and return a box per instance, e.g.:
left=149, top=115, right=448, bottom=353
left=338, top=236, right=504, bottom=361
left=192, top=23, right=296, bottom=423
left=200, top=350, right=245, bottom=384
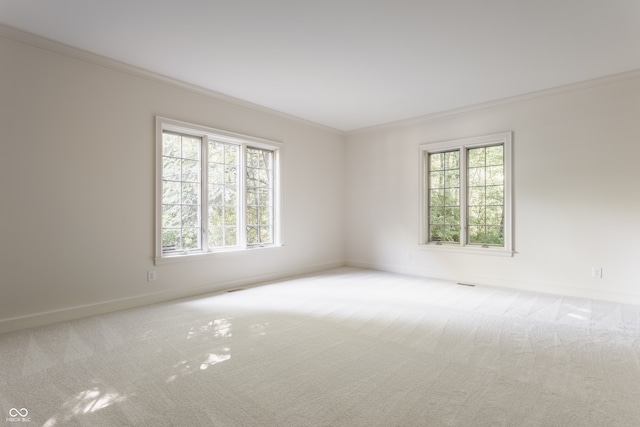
left=238, top=144, right=247, bottom=249
left=459, top=147, right=468, bottom=246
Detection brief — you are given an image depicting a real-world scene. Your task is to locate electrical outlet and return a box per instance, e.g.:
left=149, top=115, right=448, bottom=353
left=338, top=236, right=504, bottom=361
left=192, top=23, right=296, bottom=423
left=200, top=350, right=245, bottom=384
left=406, top=251, right=412, bottom=260
left=592, top=267, right=603, bottom=279
left=147, top=270, right=156, bottom=282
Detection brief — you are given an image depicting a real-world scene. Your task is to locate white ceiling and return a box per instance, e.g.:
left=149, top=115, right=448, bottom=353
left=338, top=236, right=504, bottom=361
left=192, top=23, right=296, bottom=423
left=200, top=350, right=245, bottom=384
left=1, top=1, right=639, bottom=131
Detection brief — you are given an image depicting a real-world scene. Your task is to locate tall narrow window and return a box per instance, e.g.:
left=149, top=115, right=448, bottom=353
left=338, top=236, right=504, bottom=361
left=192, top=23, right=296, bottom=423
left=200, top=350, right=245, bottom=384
left=467, top=145, right=504, bottom=246
left=420, top=132, right=512, bottom=256
left=246, top=147, right=274, bottom=246
left=208, top=141, right=240, bottom=248
left=156, top=117, right=282, bottom=263
left=161, top=132, right=202, bottom=254
left=428, top=150, right=460, bottom=243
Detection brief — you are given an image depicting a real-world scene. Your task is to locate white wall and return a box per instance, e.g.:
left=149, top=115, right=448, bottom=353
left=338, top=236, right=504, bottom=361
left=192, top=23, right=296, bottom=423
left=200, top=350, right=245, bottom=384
left=3, top=27, right=640, bottom=334
left=345, top=76, right=640, bottom=304
left=0, top=32, right=346, bottom=332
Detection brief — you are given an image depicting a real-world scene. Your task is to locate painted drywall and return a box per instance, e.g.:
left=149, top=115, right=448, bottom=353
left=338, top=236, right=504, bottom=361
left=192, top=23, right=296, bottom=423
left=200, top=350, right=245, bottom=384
left=345, top=77, right=640, bottom=304
left=0, top=33, right=346, bottom=332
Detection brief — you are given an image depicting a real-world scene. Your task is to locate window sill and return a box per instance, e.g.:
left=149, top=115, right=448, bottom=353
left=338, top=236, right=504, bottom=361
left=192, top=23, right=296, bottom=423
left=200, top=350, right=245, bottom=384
left=418, top=243, right=514, bottom=257
left=154, top=244, right=284, bottom=266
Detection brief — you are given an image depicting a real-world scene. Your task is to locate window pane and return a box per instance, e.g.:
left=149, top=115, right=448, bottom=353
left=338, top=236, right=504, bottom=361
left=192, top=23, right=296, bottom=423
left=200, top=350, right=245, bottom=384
left=468, top=147, right=485, bottom=167
left=263, top=153, right=273, bottom=169
left=444, top=188, right=459, bottom=206
left=468, top=187, right=485, bottom=206
left=430, top=153, right=444, bottom=171
left=429, top=171, right=444, bottom=189
left=182, top=228, right=200, bottom=250
left=486, top=226, right=504, bottom=245
left=224, top=206, right=236, bottom=224
left=210, top=226, right=223, bottom=247
left=247, top=150, right=260, bottom=168
left=163, top=133, right=180, bottom=157
left=225, top=144, right=238, bottom=164
left=162, top=204, right=181, bottom=228
left=258, top=189, right=270, bottom=206
left=181, top=183, right=200, bottom=205
left=209, top=184, right=223, bottom=206
left=162, top=229, right=180, bottom=252
left=260, top=226, right=272, bottom=244
left=259, top=206, right=272, bottom=224
left=246, top=147, right=274, bottom=246
left=182, top=205, right=199, bottom=227
left=224, top=185, right=237, bottom=205
left=430, top=225, right=444, bottom=242
left=247, top=226, right=258, bottom=245
left=468, top=206, right=485, bottom=225
left=182, top=159, right=200, bottom=182
left=430, top=206, right=444, bottom=224
left=443, top=225, right=459, bottom=243
left=208, top=141, right=240, bottom=249
left=162, top=181, right=181, bottom=205
left=162, top=131, right=202, bottom=253
left=468, top=167, right=485, bottom=186
left=225, top=165, right=237, bottom=184
left=486, top=206, right=503, bottom=225
left=486, top=185, right=504, bottom=205
left=182, top=137, right=200, bottom=160
left=209, top=164, right=224, bottom=184
left=486, top=145, right=503, bottom=166
left=427, top=150, right=460, bottom=243
left=209, top=142, right=224, bottom=163
left=486, top=166, right=504, bottom=186
left=444, top=206, right=459, bottom=224
left=209, top=206, right=223, bottom=226
left=225, top=226, right=237, bottom=246
left=163, top=157, right=181, bottom=181
left=466, top=144, right=505, bottom=246
left=208, top=200, right=239, bottom=248
left=246, top=188, right=257, bottom=206
left=246, top=205, right=258, bottom=225
left=430, top=189, right=444, bottom=206
left=445, top=170, right=459, bottom=188
left=259, top=168, right=270, bottom=184
left=468, top=226, right=485, bottom=244
left=445, top=151, right=459, bottom=169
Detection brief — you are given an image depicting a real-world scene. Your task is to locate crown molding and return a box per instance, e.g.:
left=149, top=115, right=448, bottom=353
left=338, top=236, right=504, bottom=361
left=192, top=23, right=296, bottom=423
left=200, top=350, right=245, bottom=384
left=0, top=23, right=345, bottom=136
left=3, top=23, right=638, bottom=138
left=348, top=68, right=640, bottom=135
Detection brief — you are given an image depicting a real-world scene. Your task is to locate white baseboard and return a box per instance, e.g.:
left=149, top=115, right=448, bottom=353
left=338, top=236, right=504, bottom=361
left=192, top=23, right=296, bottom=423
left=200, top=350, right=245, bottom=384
left=0, top=260, right=346, bottom=335
left=346, top=259, right=640, bottom=306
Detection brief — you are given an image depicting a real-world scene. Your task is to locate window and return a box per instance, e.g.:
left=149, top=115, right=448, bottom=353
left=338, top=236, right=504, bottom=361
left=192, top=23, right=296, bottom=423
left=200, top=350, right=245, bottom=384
left=420, top=132, right=513, bottom=256
left=156, top=117, right=282, bottom=263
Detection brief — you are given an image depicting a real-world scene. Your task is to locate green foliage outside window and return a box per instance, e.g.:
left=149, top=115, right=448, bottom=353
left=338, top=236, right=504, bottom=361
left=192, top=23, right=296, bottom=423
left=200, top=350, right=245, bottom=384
left=428, top=144, right=505, bottom=247
left=429, top=151, right=460, bottom=243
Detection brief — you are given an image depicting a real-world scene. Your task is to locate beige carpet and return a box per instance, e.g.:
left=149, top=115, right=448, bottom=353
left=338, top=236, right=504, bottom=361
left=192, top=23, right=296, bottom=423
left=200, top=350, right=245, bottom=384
left=2, top=267, right=640, bottom=426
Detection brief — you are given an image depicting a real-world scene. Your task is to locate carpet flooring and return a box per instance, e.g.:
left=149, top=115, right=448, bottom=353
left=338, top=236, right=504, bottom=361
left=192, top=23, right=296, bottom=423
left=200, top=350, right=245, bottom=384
left=2, top=267, right=640, bottom=426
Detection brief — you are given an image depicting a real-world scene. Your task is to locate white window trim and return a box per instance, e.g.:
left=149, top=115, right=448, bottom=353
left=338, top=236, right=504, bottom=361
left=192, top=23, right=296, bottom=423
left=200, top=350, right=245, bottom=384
left=419, top=132, right=513, bottom=257
left=155, top=117, right=283, bottom=265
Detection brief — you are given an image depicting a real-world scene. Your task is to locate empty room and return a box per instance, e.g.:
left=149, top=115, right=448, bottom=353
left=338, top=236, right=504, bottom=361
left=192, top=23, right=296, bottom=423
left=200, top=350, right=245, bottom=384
left=2, top=1, right=640, bottom=425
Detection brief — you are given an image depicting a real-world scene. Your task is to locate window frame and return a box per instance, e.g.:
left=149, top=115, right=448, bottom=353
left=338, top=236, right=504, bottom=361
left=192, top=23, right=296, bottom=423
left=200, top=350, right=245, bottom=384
left=419, top=132, right=513, bottom=257
left=155, top=117, right=283, bottom=264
